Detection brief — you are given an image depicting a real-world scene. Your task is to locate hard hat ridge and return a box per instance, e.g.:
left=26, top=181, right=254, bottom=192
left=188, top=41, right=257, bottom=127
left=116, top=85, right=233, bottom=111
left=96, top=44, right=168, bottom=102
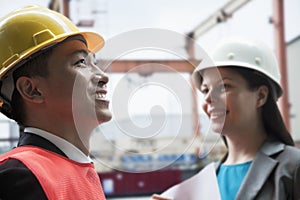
left=0, top=5, right=105, bottom=79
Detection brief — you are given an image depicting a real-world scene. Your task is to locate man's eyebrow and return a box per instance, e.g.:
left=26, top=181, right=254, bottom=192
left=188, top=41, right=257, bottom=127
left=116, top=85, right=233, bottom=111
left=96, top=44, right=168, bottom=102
left=69, top=49, right=89, bottom=57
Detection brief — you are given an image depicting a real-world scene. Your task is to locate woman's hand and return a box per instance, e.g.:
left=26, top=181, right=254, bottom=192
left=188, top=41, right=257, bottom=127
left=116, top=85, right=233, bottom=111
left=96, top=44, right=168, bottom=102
left=150, top=194, right=172, bottom=200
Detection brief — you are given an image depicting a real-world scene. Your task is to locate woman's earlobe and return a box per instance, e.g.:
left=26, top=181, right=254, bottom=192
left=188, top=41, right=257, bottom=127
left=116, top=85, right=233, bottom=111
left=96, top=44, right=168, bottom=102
left=16, top=77, right=44, bottom=103
left=257, top=85, right=269, bottom=107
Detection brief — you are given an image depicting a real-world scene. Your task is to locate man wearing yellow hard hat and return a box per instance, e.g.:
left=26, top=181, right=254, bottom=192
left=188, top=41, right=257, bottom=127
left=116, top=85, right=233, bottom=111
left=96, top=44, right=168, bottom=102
left=0, top=5, right=111, bottom=199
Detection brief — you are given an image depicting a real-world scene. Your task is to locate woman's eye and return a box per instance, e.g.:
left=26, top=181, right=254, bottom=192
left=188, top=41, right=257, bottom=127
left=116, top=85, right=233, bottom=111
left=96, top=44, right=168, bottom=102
left=220, top=84, right=230, bottom=92
left=200, top=88, right=209, bottom=94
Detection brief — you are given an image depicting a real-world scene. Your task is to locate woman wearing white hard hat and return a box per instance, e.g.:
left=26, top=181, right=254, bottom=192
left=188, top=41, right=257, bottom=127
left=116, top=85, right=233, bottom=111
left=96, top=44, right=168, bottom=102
left=192, top=39, right=300, bottom=200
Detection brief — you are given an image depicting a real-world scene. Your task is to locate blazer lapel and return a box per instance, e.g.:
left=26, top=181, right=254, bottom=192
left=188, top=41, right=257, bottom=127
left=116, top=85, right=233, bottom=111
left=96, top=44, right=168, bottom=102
left=235, top=141, right=284, bottom=200
left=235, top=151, right=277, bottom=199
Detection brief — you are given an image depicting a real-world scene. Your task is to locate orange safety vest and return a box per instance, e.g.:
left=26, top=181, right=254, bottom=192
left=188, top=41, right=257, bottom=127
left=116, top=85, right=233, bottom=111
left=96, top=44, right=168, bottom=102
left=0, top=146, right=106, bottom=200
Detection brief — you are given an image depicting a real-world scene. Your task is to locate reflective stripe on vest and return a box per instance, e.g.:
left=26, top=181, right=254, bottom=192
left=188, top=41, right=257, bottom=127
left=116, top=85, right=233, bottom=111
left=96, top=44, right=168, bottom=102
left=0, top=146, right=106, bottom=200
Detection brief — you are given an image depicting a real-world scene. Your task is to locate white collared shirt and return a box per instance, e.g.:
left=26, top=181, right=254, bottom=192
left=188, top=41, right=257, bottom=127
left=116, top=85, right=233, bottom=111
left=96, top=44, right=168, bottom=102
left=24, top=127, right=93, bottom=163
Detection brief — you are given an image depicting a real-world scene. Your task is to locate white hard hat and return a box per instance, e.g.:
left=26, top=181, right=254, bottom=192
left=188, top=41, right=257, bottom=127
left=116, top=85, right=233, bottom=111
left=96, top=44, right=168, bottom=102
left=192, top=39, right=282, bottom=97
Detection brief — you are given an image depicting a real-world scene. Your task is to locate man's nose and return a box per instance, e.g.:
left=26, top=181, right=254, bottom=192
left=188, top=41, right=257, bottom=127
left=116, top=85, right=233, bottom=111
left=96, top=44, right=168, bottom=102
left=91, top=69, right=109, bottom=87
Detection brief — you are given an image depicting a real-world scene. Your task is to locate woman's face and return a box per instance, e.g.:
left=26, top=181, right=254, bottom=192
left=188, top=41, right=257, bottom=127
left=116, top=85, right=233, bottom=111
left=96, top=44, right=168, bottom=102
left=199, top=67, right=262, bottom=135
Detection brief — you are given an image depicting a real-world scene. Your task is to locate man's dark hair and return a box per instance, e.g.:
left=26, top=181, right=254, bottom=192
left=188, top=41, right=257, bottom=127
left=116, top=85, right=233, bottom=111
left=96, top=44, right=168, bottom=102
left=11, top=48, right=53, bottom=127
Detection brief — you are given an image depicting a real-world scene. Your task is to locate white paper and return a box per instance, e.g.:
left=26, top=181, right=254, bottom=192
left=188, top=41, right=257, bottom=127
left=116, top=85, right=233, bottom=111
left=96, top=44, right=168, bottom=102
left=160, top=163, right=221, bottom=200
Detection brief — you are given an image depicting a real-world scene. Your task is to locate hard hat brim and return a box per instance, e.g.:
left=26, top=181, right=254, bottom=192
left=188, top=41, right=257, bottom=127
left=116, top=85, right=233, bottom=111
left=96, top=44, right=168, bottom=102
left=0, top=31, right=104, bottom=79
left=192, top=61, right=283, bottom=97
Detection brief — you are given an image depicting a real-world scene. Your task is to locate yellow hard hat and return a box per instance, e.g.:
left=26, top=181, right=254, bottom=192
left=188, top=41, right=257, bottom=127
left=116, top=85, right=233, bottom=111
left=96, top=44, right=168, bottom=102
left=0, top=5, right=104, bottom=79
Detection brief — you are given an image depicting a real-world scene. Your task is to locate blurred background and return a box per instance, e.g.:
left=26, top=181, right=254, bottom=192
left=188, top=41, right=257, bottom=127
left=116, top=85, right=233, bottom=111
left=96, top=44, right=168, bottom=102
left=1, top=0, right=299, bottom=199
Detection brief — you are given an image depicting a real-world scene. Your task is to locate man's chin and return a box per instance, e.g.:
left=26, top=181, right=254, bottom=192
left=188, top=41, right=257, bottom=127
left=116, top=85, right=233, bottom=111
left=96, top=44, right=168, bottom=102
left=97, top=112, right=112, bottom=124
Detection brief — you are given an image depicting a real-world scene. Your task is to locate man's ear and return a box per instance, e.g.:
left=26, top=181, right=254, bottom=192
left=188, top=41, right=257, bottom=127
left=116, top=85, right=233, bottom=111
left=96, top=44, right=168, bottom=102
left=16, top=77, right=44, bottom=103
left=257, top=85, right=269, bottom=108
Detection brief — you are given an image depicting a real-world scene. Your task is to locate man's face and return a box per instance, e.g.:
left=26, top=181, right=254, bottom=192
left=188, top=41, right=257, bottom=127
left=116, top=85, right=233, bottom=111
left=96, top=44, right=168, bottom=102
left=40, top=39, right=112, bottom=129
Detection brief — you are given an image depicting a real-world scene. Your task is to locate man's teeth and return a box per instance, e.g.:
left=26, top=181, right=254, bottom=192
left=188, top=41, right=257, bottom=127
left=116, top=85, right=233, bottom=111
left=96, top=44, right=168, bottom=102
left=210, top=111, right=226, bottom=119
left=96, top=93, right=106, bottom=99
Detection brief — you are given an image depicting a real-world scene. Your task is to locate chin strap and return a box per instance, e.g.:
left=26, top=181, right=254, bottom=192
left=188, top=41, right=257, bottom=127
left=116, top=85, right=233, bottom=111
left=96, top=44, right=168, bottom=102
left=0, top=73, right=14, bottom=119
left=0, top=95, right=12, bottom=118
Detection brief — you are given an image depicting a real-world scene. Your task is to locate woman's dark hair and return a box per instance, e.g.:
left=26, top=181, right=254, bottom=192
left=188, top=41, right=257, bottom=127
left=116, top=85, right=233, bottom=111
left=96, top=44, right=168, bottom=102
left=11, top=48, right=53, bottom=127
left=226, top=66, right=294, bottom=146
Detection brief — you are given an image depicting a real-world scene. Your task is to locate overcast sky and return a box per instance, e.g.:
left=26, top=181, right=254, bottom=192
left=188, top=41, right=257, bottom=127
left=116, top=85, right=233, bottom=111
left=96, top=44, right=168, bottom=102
left=1, top=0, right=299, bottom=48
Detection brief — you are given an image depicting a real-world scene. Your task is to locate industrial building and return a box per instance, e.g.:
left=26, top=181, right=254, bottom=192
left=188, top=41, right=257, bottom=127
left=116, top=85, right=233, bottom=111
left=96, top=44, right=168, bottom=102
left=0, top=0, right=299, bottom=199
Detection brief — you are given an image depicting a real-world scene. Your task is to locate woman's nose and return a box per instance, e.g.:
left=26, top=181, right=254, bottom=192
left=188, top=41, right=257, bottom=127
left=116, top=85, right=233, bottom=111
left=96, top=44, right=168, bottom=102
left=204, top=89, right=219, bottom=103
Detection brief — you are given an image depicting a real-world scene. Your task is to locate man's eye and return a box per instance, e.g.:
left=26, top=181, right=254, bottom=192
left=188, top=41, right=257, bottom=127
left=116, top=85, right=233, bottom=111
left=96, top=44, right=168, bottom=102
left=75, top=59, right=87, bottom=67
